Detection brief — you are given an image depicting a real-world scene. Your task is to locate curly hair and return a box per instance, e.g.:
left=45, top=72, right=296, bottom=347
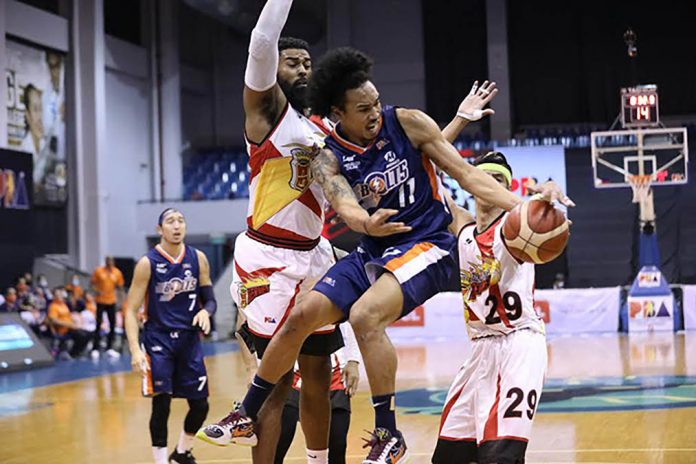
left=473, top=151, right=513, bottom=178
left=309, top=47, right=373, bottom=117
left=278, top=36, right=309, bottom=53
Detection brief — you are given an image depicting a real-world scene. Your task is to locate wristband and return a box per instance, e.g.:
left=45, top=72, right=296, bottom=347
left=456, top=109, right=484, bottom=121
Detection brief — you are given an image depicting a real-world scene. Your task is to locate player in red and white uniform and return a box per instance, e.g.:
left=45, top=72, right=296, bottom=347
left=433, top=151, right=573, bottom=464
left=196, top=1, right=341, bottom=463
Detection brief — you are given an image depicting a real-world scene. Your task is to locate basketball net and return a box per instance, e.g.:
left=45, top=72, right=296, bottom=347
left=629, top=174, right=655, bottom=223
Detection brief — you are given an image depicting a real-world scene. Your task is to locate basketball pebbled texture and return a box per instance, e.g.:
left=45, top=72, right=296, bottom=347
left=502, top=199, right=569, bottom=264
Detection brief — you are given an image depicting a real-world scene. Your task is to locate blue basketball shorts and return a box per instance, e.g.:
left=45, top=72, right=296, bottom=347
left=141, top=329, right=208, bottom=399
left=314, top=230, right=460, bottom=319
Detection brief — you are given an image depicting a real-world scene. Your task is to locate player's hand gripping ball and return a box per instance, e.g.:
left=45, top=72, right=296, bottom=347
left=502, top=199, right=569, bottom=264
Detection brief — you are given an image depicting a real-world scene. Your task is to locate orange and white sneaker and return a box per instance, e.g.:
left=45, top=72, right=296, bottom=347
left=195, top=406, right=257, bottom=447
left=362, top=428, right=409, bottom=464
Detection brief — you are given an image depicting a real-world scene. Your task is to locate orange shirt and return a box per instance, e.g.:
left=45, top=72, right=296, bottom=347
left=48, top=301, right=73, bottom=336
left=91, top=266, right=125, bottom=305
left=65, top=284, right=84, bottom=301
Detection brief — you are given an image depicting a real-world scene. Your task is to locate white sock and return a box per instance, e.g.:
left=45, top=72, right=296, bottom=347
left=152, top=446, right=168, bottom=464
left=306, top=448, right=329, bottom=464
left=176, top=430, right=195, bottom=453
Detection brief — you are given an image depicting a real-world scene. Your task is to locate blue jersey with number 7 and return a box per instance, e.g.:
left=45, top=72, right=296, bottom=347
left=144, top=244, right=201, bottom=331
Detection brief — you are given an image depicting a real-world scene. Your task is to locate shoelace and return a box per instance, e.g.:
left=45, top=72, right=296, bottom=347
left=362, top=429, right=390, bottom=460
left=218, top=410, right=243, bottom=426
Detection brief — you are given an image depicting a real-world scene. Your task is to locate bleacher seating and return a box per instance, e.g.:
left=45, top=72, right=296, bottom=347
left=181, top=123, right=696, bottom=201
left=183, top=150, right=250, bottom=201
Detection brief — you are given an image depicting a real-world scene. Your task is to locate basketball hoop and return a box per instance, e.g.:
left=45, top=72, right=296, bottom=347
left=628, top=174, right=652, bottom=204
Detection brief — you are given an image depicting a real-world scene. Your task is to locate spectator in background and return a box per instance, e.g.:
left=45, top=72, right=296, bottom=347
left=22, top=272, right=34, bottom=291
left=65, top=273, right=84, bottom=307
left=0, top=288, right=18, bottom=312
left=48, top=287, right=89, bottom=360
left=553, top=273, right=566, bottom=289
left=0, top=291, right=5, bottom=308
left=15, top=278, right=42, bottom=333
left=35, top=274, right=53, bottom=302
left=90, top=256, right=125, bottom=359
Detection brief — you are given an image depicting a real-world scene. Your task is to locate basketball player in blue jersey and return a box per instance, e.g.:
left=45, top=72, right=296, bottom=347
left=205, top=47, right=568, bottom=463
left=124, top=208, right=217, bottom=464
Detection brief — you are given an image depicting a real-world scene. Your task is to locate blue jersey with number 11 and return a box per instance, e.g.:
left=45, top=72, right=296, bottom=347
left=324, top=105, right=452, bottom=249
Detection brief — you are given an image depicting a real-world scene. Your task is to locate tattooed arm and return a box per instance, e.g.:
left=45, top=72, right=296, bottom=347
left=312, top=149, right=412, bottom=237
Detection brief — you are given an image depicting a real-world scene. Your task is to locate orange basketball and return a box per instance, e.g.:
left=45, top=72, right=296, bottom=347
left=502, top=199, right=569, bottom=264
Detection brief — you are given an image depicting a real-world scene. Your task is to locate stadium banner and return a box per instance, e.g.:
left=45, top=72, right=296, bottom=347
left=682, top=285, right=696, bottom=331
left=5, top=39, right=67, bottom=206
left=535, top=287, right=620, bottom=334
left=387, top=286, right=619, bottom=340
left=444, top=145, right=567, bottom=212
left=0, top=148, right=34, bottom=288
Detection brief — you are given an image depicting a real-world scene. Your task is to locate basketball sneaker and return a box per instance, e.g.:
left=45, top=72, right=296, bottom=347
left=362, top=428, right=409, bottom=464
left=169, top=448, right=196, bottom=464
left=195, top=405, right=257, bottom=447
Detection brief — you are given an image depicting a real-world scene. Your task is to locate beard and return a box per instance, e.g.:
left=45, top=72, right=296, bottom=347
left=279, top=79, right=309, bottom=112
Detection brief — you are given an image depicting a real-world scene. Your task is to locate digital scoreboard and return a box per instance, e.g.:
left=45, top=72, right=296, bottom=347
left=621, top=85, right=659, bottom=128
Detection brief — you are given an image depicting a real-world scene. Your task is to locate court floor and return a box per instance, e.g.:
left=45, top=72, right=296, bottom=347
left=1, top=332, right=696, bottom=463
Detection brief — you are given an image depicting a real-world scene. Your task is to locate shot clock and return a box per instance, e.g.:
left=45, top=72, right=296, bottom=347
left=621, top=85, right=659, bottom=128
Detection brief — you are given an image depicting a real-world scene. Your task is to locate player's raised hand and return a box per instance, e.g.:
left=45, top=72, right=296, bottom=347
left=527, top=180, right=576, bottom=207
left=342, top=360, right=360, bottom=397
left=193, top=309, right=211, bottom=335
left=456, top=80, right=498, bottom=121
left=364, top=209, right=412, bottom=237
left=131, top=347, right=149, bottom=374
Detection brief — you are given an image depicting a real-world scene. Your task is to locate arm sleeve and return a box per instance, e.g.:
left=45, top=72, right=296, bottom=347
left=339, top=323, right=361, bottom=364
left=199, top=285, right=217, bottom=317
left=244, top=0, right=294, bottom=92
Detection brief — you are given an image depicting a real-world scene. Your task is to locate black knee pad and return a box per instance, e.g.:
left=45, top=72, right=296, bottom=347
left=184, top=398, right=209, bottom=434
left=150, top=394, right=172, bottom=447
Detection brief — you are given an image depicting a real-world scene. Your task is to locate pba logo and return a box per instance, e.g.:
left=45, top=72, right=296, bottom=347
left=638, top=271, right=661, bottom=287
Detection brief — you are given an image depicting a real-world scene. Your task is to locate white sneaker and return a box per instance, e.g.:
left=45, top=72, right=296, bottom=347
left=106, top=349, right=121, bottom=359
left=90, top=349, right=100, bottom=360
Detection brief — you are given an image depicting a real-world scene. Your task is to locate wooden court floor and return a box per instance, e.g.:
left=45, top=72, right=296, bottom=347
left=1, top=332, right=696, bottom=463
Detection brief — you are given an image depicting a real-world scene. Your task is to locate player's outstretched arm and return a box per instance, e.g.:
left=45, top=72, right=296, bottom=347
left=442, top=80, right=498, bottom=143
left=243, top=0, right=294, bottom=143
left=193, top=250, right=215, bottom=335
left=444, top=190, right=474, bottom=235
left=311, top=148, right=412, bottom=237
left=397, top=108, right=521, bottom=212
left=124, top=257, right=151, bottom=374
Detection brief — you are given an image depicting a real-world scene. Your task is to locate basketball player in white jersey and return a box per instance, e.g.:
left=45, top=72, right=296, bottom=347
left=194, top=1, right=342, bottom=463
left=433, top=151, right=573, bottom=464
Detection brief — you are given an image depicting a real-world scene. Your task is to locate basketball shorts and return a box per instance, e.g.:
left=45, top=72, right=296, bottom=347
left=141, top=328, right=208, bottom=399
left=231, top=232, right=343, bottom=356
left=434, top=329, right=547, bottom=464
left=313, top=230, right=459, bottom=319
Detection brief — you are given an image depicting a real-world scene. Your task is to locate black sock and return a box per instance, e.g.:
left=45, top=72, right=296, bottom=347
left=241, top=374, right=275, bottom=421
left=372, top=393, right=397, bottom=435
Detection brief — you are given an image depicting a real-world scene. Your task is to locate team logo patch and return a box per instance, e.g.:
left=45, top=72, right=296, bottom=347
left=354, top=159, right=409, bottom=208
left=460, top=255, right=501, bottom=301
left=235, top=265, right=286, bottom=309
left=284, top=143, right=320, bottom=192
left=155, top=270, right=197, bottom=302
